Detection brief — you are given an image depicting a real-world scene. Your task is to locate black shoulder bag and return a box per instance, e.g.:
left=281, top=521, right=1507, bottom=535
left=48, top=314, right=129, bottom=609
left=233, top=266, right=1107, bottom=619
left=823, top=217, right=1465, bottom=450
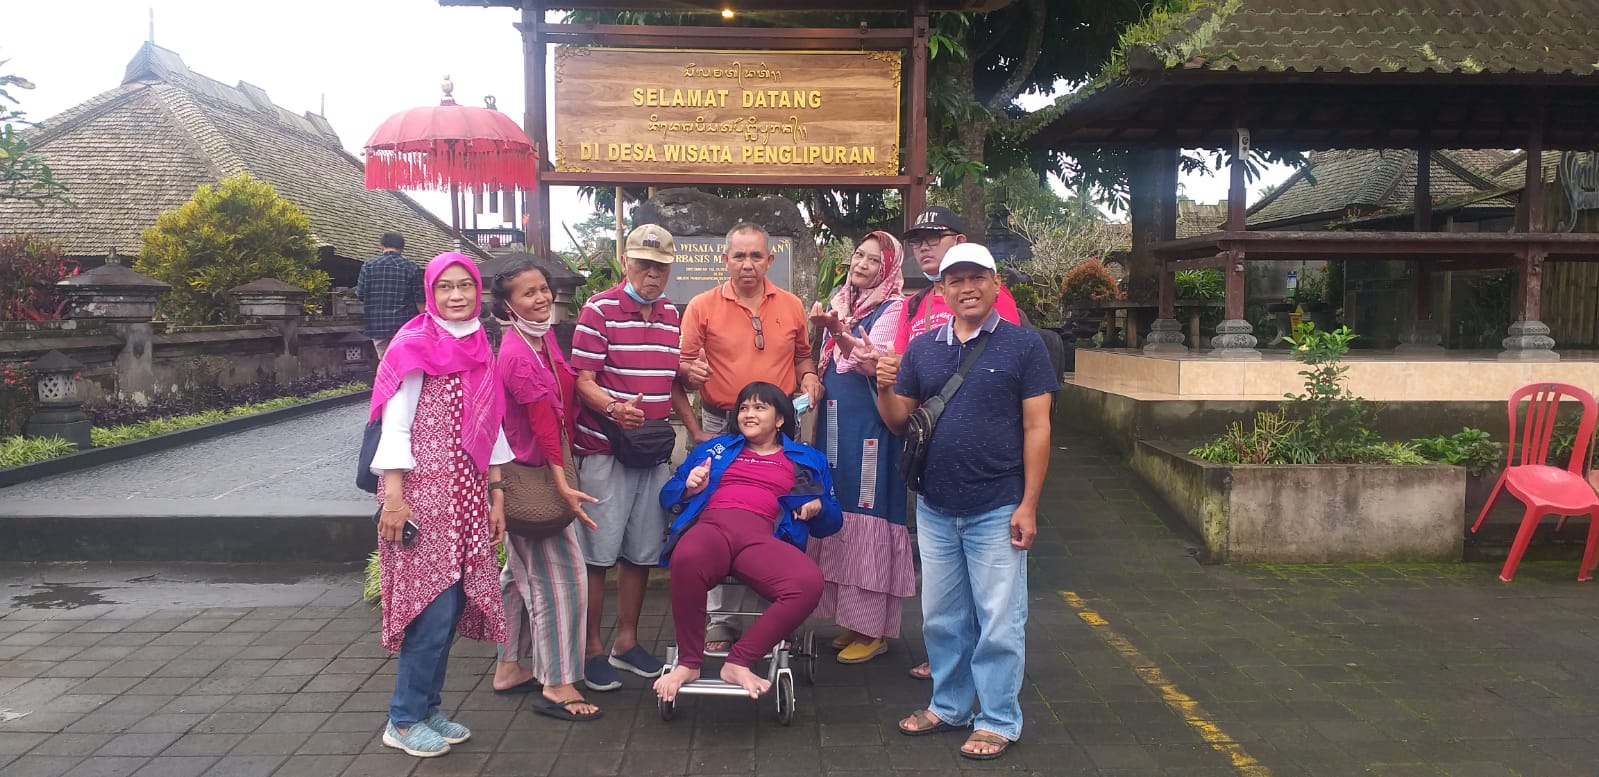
left=898, top=334, right=991, bottom=493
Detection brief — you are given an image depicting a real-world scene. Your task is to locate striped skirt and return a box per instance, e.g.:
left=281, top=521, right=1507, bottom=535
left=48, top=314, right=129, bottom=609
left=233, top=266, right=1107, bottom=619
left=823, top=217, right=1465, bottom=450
left=499, top=522, right=587, bottom=686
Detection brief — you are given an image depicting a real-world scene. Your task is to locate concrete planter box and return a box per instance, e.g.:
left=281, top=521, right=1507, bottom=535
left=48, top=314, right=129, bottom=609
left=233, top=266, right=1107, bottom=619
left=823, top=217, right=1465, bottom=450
left=1130, top=440, right=1465, bottom=562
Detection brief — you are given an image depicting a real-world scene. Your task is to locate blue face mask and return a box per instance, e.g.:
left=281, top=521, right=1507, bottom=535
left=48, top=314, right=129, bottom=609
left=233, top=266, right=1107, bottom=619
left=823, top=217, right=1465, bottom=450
left=922, top=272, right=940, bottom=283
left=623, top=281, right=661, bottom=305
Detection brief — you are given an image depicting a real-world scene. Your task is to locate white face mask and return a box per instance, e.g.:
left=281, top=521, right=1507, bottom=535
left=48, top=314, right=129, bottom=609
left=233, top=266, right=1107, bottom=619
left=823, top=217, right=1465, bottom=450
left=507, top=305, right=551, bottom=339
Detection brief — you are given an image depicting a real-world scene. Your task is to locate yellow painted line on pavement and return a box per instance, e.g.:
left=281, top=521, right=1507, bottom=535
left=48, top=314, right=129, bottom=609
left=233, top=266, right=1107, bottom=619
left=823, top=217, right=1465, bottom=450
left=1060, top=591, right=1272, bottom=777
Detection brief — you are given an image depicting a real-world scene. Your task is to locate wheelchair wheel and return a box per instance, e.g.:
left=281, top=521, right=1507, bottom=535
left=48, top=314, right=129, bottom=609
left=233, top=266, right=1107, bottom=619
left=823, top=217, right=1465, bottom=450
left=798, top=630, right=817, bottom=686
left=659, top=696, right=675, bottom=722
left=775, top=672, right=795, bottom=726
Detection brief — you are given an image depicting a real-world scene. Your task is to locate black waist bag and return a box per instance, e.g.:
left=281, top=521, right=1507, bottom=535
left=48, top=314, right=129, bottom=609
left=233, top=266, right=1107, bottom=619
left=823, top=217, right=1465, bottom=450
left=899, top=335, right=990, bottom=492
left=604, top=417, right=677, bottom=468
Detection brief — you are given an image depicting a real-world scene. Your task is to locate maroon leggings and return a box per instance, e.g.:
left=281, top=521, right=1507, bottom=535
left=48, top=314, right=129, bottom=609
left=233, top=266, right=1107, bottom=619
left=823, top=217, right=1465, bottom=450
left=668, top=508, right=823, bottom=669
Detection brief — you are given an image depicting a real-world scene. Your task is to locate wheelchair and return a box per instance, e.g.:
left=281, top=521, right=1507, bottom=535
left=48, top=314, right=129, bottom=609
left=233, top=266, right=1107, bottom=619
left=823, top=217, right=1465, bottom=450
left=657, top=576, right=819, bottom=726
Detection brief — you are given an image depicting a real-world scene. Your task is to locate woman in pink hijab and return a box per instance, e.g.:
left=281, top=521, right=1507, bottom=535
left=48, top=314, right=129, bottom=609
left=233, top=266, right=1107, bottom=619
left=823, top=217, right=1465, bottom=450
left=805, top=231, right=916, bottom=665
left=368, top=252, right=510, bottom=759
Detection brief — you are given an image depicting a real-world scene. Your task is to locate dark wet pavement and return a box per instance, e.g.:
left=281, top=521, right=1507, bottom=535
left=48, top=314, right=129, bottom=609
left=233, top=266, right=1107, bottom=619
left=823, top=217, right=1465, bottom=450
left=3, top=440, right=1599, bottom=776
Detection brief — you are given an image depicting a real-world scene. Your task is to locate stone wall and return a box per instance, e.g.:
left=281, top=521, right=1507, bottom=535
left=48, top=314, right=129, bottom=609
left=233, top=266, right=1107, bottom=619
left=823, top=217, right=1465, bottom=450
left=0, top=319, right=368, bottom=403
left=3, top=264, right=371, bottom=405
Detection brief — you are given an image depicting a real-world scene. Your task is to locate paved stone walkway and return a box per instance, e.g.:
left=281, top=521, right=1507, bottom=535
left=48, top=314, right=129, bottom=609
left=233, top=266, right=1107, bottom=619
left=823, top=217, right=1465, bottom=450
left=0, top=403, right=371, bottom=519
left=3, top=435, right=1599, bottom=776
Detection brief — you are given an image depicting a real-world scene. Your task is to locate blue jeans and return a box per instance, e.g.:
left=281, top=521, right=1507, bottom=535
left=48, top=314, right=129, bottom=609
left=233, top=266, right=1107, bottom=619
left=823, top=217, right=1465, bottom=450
left=916, top=497, right=1027, bottom=741
left=389, top=581, right=465, bottom=729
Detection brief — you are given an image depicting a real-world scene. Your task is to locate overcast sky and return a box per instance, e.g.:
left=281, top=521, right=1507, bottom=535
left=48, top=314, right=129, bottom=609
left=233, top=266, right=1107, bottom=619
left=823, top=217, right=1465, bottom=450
left=8, top=0, right=1285, bottom=249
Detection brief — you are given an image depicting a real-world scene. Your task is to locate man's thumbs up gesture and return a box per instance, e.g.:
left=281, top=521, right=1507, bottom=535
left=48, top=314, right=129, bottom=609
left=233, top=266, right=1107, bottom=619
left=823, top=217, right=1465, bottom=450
left=874, top=344, right=901, bottom=393
left=611, top=393, right=646, bottom=430
left=681, top=352, right=712, bottom=390
left=684, top=457, right=714, bottom=496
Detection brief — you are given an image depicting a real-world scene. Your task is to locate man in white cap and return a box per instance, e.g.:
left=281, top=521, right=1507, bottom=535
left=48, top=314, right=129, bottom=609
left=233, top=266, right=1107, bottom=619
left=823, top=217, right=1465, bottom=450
left=871, top=242, right=1057, bottom=762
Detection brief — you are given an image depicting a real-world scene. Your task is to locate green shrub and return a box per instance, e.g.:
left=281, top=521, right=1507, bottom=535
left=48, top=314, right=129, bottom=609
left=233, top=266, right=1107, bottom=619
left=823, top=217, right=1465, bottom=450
left=1411, top=428, right=1504, bottom=476
left=136, top=173, right=330, bottom=324
left=1191, top=323, right=1435, bottom=467
left=0, top=435, right=75, bottom=468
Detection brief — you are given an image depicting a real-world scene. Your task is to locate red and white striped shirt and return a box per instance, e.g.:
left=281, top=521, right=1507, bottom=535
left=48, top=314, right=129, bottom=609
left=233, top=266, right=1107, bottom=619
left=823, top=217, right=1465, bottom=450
left=568, top=284, right=682, bottom=456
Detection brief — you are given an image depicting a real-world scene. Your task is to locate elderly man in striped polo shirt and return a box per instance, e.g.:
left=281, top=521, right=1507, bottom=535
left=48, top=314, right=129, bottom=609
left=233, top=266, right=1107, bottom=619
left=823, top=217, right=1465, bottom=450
left=569, top=224, right=707, bottom=693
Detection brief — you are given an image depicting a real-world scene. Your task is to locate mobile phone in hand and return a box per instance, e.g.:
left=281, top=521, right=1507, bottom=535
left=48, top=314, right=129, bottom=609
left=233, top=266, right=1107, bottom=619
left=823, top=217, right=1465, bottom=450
left=403, top=521, right=419, bottom=546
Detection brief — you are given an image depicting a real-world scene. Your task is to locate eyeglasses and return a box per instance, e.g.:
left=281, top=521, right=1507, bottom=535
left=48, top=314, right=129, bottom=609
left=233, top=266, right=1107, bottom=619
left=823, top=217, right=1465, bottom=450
left=751, top=315, right=765, bottom=351
left=905, top=233, right=954, bottom=249
left=432, top=280, right=477, bottom=295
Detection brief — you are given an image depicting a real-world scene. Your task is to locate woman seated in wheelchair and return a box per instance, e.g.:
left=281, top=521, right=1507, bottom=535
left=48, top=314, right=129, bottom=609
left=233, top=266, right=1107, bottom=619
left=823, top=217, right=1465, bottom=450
left=655, top=381, right=842, bottom=701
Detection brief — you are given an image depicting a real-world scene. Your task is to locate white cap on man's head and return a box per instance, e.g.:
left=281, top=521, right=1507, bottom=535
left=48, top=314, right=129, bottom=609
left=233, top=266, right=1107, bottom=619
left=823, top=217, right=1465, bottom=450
left=936, top=242, right=997, bottom=275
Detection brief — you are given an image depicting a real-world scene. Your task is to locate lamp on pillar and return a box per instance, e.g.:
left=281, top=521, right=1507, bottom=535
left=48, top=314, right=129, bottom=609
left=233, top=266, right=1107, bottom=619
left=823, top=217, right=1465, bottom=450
left=25, top=350, right=91, bottom=450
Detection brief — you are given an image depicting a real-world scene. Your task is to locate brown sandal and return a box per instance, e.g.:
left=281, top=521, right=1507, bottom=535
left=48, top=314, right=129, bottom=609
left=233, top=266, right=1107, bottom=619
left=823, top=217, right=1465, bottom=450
left=960, top=730, right=1013, bottom=760
left=897, top=708, right=963, bottom=737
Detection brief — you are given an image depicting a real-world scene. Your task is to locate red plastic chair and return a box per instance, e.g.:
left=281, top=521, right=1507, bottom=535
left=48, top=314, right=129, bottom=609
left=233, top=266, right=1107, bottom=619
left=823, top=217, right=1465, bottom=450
left=1471, top=382, right=1599, bottom=582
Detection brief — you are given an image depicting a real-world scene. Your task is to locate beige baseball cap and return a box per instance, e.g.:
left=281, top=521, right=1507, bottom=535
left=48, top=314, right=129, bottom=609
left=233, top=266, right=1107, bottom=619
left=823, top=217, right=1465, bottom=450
left=624, top=224, right=675, bottom=264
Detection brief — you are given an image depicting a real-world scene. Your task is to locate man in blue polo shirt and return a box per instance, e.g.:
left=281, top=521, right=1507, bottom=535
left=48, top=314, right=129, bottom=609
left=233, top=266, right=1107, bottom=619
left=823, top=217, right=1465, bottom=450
left=872, top=242, right=1057, bottom=761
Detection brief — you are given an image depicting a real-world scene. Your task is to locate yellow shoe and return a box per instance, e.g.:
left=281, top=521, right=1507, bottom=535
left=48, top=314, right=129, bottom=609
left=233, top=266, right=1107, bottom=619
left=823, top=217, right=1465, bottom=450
left=837, top=638, right=888, bottom=664
left=830, top=630, right=859, bottom=650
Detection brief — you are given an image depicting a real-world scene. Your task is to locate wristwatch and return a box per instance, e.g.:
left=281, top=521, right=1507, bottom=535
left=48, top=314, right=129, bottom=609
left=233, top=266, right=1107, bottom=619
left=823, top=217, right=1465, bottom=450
left=605, top=400, right=619, bottom=418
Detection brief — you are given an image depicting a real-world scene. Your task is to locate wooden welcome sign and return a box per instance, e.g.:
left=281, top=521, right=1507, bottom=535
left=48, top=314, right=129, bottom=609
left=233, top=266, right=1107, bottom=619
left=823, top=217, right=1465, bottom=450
left=553, top=48, right=901, bottom=178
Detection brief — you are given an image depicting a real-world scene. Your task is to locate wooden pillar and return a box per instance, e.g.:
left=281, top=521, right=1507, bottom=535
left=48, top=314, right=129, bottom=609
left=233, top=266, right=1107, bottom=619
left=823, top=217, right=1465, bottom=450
left=1501, top=91, right=1557, bottom=361
left=1211, top=123, right=1259, bottom=358
left=905, top=0, right=930, bottom=229
left=1143, top=148, right=1186, bottom=353
left=1399, top=146, right=1443, bottom=350
left=520, top=0, right=550, bottom=257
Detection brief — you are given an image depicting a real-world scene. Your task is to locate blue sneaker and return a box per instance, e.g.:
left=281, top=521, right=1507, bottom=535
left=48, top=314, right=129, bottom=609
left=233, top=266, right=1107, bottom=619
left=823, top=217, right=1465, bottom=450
left=423, top=711, right=470, bottom=744
left=584, top=654, right=622, bottom=692
left=381, top=721, right=450, bottom=758
left=609, top=645, right=665, bottom=678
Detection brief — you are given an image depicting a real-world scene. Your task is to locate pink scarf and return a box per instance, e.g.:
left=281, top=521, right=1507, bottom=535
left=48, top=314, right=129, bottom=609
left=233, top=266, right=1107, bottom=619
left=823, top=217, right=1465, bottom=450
left=368, top=252, right=504, bottom=472
left=822, top=231, right=904, bottom=368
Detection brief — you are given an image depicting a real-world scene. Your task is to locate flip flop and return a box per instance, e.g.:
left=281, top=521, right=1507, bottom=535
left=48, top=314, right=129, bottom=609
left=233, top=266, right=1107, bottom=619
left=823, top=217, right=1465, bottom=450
left=531, top=696, right=604, bottom=722
left=705, top=624, right=741, bottom=654
left=907, top=662, right=932, bottom=680
left=492, top=678, right=540, bottom=695
left=959, top=730, right=1013, bottom=761
left=897, top=709, right=964, bottom=737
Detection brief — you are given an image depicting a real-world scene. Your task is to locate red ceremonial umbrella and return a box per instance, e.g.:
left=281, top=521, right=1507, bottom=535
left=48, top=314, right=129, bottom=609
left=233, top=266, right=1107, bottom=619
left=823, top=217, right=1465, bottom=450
left=364, top=78, right=539, bottom=236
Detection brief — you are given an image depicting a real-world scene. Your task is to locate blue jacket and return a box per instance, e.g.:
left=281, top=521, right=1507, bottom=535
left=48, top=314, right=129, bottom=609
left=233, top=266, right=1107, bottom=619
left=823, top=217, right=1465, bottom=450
left=658, top=433, right=843, bottom=566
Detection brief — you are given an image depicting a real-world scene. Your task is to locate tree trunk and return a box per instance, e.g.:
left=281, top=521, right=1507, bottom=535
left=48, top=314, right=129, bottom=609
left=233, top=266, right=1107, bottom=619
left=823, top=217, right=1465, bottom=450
left=949, top=50, right=987, bottom=243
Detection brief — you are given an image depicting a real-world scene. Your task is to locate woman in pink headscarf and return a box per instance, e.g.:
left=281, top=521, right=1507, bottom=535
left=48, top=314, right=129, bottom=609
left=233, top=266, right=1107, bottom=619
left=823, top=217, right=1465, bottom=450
left=368, top=252, right=510, bottom=759
left=805, top=231, right=916, bottom=665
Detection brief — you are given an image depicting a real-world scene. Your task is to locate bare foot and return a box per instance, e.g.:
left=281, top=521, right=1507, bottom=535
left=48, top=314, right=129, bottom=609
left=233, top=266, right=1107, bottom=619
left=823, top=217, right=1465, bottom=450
left=493, top=661, right=537, bottom=692
left=720, top=662, right=771, bottom=699
left=909, top=661, right=932, bottom=680
left=653, top=665, right=700, bottom=703
left=706, top=641, right=732, bottom=653
left=542, top=683, right=599, bottom=716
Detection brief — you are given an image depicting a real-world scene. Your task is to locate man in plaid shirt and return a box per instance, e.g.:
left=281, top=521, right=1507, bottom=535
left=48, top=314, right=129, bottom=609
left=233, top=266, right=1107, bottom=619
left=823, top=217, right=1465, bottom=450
left=355, top=232, right=424, bottom=358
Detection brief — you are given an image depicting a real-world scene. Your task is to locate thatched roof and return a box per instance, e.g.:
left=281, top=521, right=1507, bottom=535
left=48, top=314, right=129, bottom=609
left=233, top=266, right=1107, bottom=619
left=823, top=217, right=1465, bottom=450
left=0, top=43, right=482, bottom=265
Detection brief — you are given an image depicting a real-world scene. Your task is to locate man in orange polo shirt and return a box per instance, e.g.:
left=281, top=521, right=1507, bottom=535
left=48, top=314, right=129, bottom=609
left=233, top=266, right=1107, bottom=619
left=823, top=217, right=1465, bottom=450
left=679, top=221, right=823, bottom=435
left=679, top=220, right=824, bottom=651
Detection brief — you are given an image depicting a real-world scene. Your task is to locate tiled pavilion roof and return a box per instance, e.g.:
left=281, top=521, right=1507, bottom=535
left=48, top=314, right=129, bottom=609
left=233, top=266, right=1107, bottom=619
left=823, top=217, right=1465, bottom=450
left=0, top=43, right=483, bottom=265
left=1247, top=149, right=1519, bottom=229
left=1026, top=0, right=1599, bottom=151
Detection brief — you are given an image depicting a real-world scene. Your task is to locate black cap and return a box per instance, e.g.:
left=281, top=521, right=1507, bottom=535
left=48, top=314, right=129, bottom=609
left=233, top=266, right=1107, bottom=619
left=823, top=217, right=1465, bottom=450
left=902, top=206, right=964, bottom=239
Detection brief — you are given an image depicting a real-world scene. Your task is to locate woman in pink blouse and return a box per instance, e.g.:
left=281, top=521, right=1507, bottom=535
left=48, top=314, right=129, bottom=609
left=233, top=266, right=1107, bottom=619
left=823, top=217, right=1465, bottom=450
left=489, top=259, right=602, bottom=722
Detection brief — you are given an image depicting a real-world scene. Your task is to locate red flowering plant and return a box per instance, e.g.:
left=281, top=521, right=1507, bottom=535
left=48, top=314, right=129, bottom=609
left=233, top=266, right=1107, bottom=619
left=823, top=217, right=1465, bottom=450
left=1060, top=259, right=1125, bottom=306
left=0, top=361, right=36, bottom=436
left=0, top=233, right=78, bottom=321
